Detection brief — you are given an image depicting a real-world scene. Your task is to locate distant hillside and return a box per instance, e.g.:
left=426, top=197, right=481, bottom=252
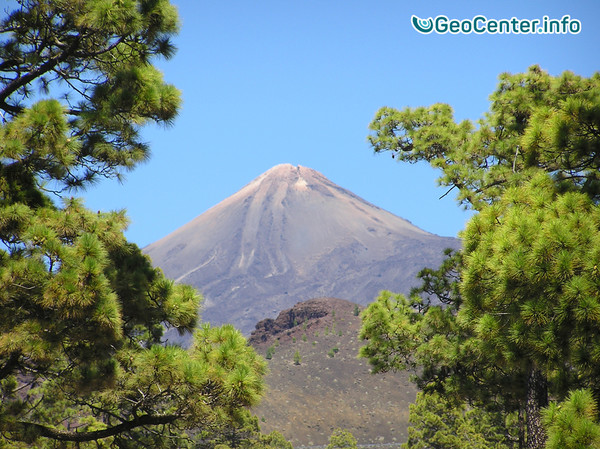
left=145, top=164, right=459, bottom=337
left=249, top=297, right=417, bottom=447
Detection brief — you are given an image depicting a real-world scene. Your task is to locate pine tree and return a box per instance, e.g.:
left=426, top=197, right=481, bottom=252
left=0, top=1, right=267, bottom=446
left=361, top=67, right=600, bottom=449
left=543, top=389, right=600, bottom=449
left=459, top=174, right=600, bottom=447
left=326, top=428, right=357, bottom=449
left=368, top=65, right=600, bottom=208
left=403, top=392, right=515, bottom=449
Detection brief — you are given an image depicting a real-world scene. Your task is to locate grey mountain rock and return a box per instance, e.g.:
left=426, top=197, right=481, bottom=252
left=144, top=164, right=459, bottom=337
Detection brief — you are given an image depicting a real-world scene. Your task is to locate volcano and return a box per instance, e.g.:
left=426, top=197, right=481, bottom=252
left=144, top=164, right=459, bottom=336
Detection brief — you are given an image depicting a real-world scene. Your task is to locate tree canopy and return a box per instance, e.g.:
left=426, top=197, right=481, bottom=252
left=360, top=66, right=600, bottom=449
left=368, top=65, right=600, bottom=208
left=326, top=428, right=357, bottom=449
left=0, top=1, right=269, bottom=447
left=403, top=391, right=514, bottom=449
left=0, top=0, right=181, bottom=189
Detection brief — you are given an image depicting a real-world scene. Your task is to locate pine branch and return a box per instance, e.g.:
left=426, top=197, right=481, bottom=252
left=15, top=414, right=179, bottom=442
left=0, top=33, right=84, bottom=114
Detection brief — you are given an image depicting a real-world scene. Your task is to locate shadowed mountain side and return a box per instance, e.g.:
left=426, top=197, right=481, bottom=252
left=250, top=297, right=417, bottom=447
left=145, top=164, right=460, bottom=336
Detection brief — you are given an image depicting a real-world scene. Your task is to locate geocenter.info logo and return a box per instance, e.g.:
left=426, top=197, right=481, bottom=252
left=412, top=14, right=582, bottom=35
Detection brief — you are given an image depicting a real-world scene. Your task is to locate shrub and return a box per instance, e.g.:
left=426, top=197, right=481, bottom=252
left=266, top=345, right=275, bottom=360
left=327, top=428, right=357, bottom=449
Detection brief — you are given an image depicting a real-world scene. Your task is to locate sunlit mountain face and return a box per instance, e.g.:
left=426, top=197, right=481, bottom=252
left=145, top=164, right=460, bottom=339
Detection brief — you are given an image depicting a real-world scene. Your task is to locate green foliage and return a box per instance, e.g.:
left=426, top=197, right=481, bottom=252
left=1, top=319, right=267, bottom=446
left=360, top=179, right=600, bottom=448
left=195, top=417, right=293, bottom=449
left=293, top=350, right=301, bottom=365
left=359, top=291, right=431, bottom=376
left=247, top=430, right=294, bottom=449
left=0, top=0, right=182, bottom=189
left=328, top=346, right=340, bottom=358
left=368, top=65, right=600, bottom=209
left=0, top=1, right=269, bottom=446
left=363, top=67, right=600, bottom=449
left=403, top=392, right=514, bottom=449
left=460, top=174, right=600, bottom=394
left=217, top=429, right=293, bottom=449
left=192, top=324, right=267, bottom=408
left=353, top=304, right=360, bottom=316
left=302, top=333, right=307, bottom=342
left=326, top=428, right=357, bottom=449
left=544, top=389, right=600, bottom=449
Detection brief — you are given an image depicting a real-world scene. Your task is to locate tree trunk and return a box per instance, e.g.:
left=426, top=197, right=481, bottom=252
left=518, top=406, right=525, bottom=449
left=526, top=367, right=548, bottom=449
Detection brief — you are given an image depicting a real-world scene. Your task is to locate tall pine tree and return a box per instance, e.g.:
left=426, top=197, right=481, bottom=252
left=0, top=1, right=267, bottom=446
left=360, top=66, right=600, bottom=449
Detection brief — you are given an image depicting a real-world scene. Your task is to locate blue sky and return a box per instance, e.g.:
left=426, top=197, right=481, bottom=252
left=82, top=0, right=600, bottom=248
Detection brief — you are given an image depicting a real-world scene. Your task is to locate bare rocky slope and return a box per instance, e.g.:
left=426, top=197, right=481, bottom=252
left=144, top=164, right=459, bottom=337
left=249, top=297, right=417, bottom=447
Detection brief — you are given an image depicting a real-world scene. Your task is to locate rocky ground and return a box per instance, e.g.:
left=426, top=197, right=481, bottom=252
left=249, top=297, right=417, bottom=447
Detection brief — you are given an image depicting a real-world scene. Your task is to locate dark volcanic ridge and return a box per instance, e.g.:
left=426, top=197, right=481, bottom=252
left=249, top=297, right=334, bottom=345
left=145, top=164, right=460, bottom=337
left=249, top=297, right=416, bottom=447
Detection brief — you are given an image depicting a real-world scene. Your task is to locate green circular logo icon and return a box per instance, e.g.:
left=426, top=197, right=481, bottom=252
left=412, top=15, right=434, bottom=34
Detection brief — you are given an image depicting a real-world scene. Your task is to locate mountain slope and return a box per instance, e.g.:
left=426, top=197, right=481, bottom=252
left=144, top=164, right=459, bottom=335
left=250, top=297, right=416, bottom=447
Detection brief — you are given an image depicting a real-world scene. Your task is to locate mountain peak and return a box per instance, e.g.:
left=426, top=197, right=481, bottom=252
left=253, top=163, right=311, bottom=189
left=145, top=164, right=459, bottom=335
left=245, top=163, right=326, bottom=191
left=264, top=163, right=300, bottom=174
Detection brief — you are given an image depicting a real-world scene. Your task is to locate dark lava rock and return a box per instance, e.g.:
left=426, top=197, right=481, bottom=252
left=249, top=297, right=345, bottom=344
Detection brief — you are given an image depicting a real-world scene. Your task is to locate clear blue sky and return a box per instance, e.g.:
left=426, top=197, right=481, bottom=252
left=82, top=0, right=600, bottom=248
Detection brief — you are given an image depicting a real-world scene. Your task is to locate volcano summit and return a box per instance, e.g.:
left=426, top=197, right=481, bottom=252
left=144, top=164, right=459, bottom=335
